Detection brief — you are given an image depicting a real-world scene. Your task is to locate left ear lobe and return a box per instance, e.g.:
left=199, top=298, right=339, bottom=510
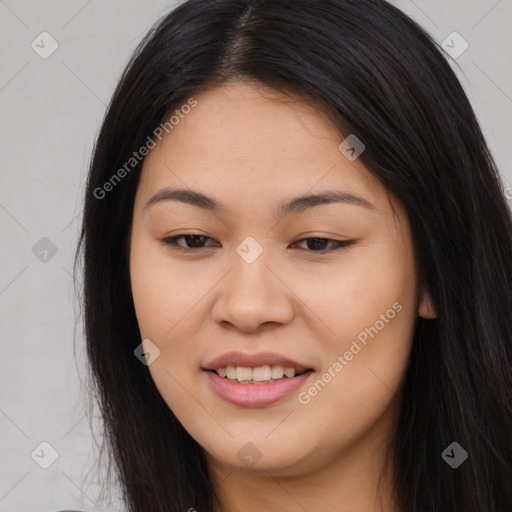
left=418, top=288, right=437, bottom=319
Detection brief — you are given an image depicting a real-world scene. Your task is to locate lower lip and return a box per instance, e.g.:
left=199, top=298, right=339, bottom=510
left=204, top=370, right=313, bottom=407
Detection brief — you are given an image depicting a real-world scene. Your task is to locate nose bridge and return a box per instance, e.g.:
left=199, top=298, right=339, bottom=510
left=229, top=235, right=278, bottom=299
left=212, top=235, right=294, bottom=330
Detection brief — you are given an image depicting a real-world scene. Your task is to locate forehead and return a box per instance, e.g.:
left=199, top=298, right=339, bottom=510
left=137, top=80, right=391, bottom=215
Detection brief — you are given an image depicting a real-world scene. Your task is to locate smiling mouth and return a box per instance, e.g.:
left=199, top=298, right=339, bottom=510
left=209, top=365, right=313, bottom=384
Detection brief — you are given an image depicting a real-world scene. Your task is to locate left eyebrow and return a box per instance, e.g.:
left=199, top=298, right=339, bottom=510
left=143, top=187, right=376, bottom=216
left=278, top=190, right=376, bottom=215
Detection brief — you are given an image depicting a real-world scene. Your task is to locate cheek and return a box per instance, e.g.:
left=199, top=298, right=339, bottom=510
left=129, top=234, right=207, bottom=339
left=296, top=235, right=417, bottom=429
left=302, top=302, right=414, bottom=450
left=129, top=234, right=208, bottom=391
left=297, top=237, right=416, bottom=343
left=129, top=243, right=204, bottom=428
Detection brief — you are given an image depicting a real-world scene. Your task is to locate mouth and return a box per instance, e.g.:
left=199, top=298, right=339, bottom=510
left=202, top=352, right=315, bottom=407
left=208, top=365, right=313, bottom=384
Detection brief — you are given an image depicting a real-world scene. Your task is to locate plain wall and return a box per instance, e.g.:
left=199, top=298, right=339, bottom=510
left=0, top=1, right=511, bottom=510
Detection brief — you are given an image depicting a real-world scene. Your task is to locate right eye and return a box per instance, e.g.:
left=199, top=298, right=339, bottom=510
left=160, top=234, right=219, bottom=251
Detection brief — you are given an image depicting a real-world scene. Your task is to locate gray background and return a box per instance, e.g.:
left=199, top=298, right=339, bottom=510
left=0, top=1, right=511, bottom=511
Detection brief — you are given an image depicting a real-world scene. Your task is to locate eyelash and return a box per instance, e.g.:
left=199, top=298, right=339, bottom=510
left=160, top=234, right=355, bottom=253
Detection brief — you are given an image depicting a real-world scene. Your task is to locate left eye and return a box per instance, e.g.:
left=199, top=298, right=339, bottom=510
left=160, top=235, right=354, bottom=252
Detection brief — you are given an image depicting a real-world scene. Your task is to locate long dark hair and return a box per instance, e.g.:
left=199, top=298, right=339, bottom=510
left=75, top=0, right=512, bottom=510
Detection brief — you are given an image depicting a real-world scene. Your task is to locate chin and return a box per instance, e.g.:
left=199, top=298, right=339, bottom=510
left=202, top=434, right=317, bottom=476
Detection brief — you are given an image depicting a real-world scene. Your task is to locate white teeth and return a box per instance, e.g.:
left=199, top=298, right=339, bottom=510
left=236, top=367, right=253, bottom=382
left=271, top=365, right=285, bottom=379
left=215, top=365, right=298, bottom=383
left=252, top=365, right=272, bottom=381
left=284, top=367, right=295, bottom=378
left=226, top=366, right=236, bottom=380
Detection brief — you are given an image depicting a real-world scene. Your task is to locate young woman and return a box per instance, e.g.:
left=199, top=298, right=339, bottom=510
left=76, top=0, right=512, bottom=510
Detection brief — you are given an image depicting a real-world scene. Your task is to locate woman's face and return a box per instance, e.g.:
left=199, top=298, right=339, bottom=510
left=129, top=80, right=429, bottom=477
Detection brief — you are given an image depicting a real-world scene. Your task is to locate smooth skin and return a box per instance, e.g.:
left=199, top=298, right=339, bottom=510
left=129, top=80, right=436, bottom=512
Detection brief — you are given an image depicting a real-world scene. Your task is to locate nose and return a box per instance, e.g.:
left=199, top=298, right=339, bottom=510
left=211, top=249, right=295, bottom=333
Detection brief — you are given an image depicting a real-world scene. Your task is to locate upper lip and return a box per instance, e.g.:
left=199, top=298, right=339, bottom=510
left=203, top=351, right=312, bottom=373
